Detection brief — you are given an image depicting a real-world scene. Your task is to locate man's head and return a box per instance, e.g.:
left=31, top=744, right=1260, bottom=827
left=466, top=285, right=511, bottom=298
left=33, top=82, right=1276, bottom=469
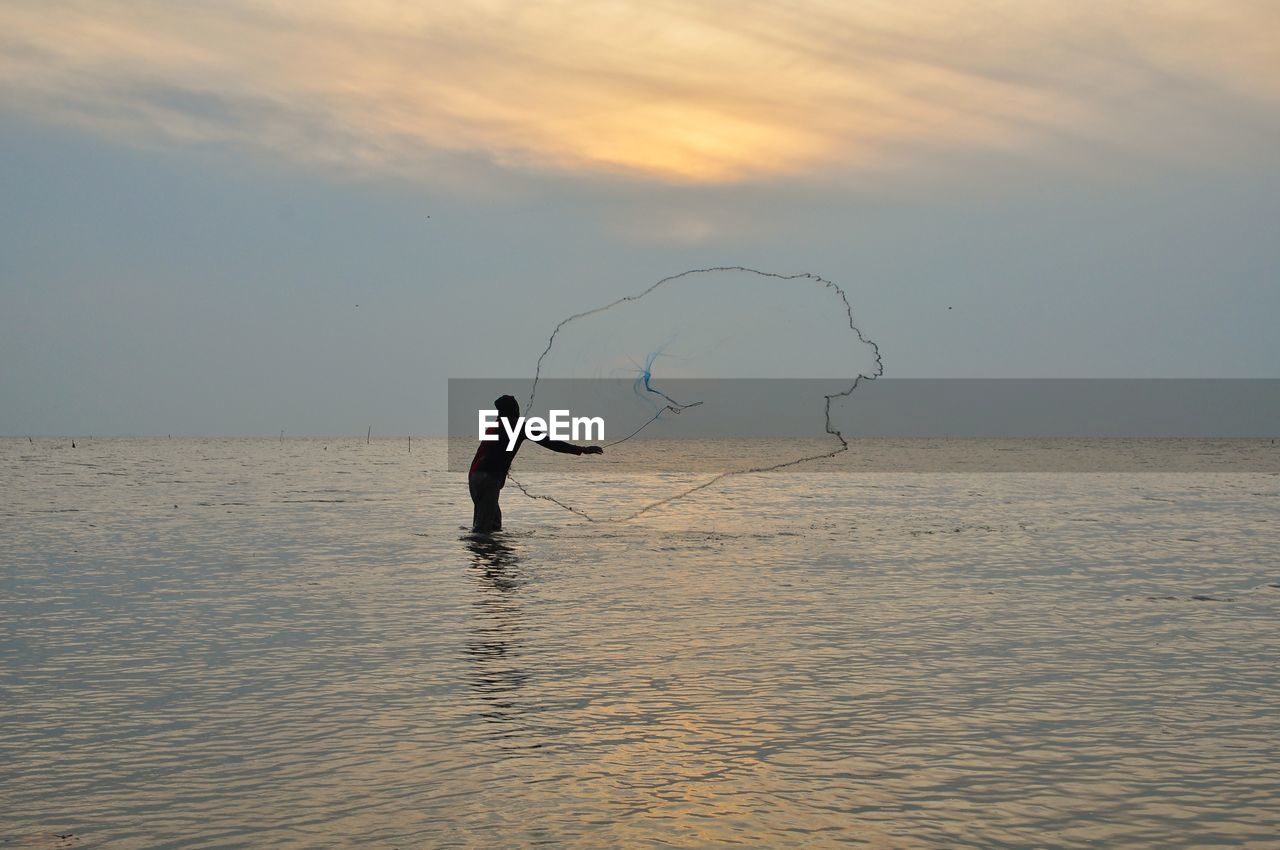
left=495, top=394, right=521, bottom=424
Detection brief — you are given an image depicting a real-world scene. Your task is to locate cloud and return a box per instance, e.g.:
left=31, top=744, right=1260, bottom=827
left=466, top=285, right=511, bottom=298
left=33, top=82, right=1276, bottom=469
left=1, top=0, right=1277, bottom=185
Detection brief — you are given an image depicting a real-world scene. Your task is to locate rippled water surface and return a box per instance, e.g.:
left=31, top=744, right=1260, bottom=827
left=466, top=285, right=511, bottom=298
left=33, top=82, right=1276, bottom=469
left=3, top=438, right=1278, bottom=848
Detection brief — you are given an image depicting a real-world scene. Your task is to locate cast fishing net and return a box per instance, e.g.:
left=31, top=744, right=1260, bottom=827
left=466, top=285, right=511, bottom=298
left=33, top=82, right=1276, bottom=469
left=509, top=266, right=883, bottom=521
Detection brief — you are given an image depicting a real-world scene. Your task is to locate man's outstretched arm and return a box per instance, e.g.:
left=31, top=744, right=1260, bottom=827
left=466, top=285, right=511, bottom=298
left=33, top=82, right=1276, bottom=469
left=531, top=436, right=603, bottom=455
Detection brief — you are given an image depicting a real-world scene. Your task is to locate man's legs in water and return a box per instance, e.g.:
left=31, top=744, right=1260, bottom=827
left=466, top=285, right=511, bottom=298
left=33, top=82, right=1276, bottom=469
left=469, top=471, right=502, bottom=533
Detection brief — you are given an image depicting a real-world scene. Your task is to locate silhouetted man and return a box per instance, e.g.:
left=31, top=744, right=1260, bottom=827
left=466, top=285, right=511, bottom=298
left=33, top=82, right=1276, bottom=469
left=469, top=394, right=602, bottom=533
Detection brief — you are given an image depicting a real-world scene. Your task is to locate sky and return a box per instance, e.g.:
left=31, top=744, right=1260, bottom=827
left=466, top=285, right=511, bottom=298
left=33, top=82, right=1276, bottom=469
left=1, top=0, right=1278, bottom=436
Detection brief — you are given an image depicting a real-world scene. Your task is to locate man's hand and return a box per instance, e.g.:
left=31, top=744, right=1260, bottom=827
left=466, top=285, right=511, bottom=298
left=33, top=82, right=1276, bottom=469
left=581, top=445, right=604, bottom=455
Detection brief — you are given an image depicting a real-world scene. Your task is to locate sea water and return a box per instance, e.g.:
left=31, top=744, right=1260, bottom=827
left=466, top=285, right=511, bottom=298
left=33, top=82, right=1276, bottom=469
left=3, top=438, right=1278, bottom=847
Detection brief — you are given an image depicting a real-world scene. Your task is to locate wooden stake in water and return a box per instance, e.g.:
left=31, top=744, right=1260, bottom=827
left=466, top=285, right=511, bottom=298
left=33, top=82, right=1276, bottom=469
left=367, top=426, right=371, bottom=445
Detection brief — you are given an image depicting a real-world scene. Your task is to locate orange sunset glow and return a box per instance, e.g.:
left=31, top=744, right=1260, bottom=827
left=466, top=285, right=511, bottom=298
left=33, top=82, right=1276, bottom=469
left=3, top=0, right=1277, bottom=183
